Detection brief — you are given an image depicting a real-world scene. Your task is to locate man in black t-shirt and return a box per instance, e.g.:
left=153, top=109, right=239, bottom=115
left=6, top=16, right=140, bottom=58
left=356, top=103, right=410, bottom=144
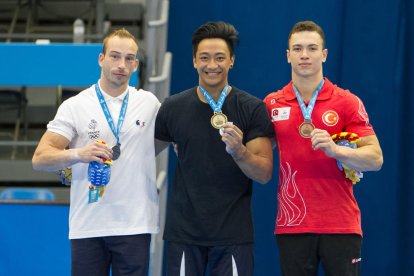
left=155, top=21, right=274, bottom=276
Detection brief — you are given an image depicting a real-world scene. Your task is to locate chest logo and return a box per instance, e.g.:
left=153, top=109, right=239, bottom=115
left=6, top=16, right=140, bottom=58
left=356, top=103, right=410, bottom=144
left=136, top=119, right=146, bottom=128
left=271, top=107, right=290, bottom=122
left=322, top=110, right=339, bottom=126
left=88, top=119, right=100, bottom=140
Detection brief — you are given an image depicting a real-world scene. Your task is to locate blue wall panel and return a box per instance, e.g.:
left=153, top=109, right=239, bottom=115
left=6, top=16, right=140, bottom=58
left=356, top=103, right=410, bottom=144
left=0, top=203, right=70, bottom=275
left=0, top=43, right=138, bottom=87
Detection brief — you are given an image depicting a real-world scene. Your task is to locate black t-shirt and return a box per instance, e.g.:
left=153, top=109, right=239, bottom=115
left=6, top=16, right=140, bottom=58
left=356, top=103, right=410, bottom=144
left=155, top=86, right=274, bottom=246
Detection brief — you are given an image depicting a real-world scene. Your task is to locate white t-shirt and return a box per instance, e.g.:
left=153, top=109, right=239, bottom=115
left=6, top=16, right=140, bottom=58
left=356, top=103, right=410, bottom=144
left=48, top=83, right=160, bottom=239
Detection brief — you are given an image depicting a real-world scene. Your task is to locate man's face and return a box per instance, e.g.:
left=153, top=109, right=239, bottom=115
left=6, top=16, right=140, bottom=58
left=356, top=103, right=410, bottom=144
left=99, top=36, right=138, bottom=88
left=287, top=31, right=327, bottom=79
left=193, top=38, right=234, bottom=90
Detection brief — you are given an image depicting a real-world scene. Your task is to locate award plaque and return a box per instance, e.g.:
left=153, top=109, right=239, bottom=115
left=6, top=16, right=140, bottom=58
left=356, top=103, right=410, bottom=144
left=211, top=112, right=228, bottom=129
left=298, top=120, right=315, bottom=138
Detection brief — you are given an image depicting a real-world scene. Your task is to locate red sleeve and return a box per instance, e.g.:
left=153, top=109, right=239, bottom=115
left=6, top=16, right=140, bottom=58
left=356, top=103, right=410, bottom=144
left=343, top=92, right=376, bottom=137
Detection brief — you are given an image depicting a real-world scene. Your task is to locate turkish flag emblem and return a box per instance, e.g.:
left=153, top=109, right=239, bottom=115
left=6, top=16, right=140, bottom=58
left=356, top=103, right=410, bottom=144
left=322, top=110, right=339, bottom=126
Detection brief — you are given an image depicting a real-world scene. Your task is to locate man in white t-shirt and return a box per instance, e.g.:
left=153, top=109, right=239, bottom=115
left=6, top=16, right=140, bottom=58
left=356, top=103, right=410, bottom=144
left=32, top=28, right=163, bottom=276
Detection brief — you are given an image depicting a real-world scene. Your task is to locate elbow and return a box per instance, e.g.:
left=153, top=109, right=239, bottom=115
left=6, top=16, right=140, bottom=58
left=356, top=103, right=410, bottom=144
left=257, top=178, right=271, bottom=185
left=373, top=156, right=384, bottom=171
left=363, top=155, right=383, bottom=172
left=32, top=152, right=46, bottom=171
left=368, top=146, right=384, bottom=171
left=256, top=168, right=273, bottom=184
left=32, top=156, right=41, bottom=171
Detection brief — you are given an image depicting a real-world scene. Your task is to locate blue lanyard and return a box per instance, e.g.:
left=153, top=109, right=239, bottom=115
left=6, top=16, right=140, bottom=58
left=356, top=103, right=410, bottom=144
left=292, top=79, right=324, bottom=120
left=95, top=83, right=129, bottom=145
left=199, top=85, right=229, bottom=112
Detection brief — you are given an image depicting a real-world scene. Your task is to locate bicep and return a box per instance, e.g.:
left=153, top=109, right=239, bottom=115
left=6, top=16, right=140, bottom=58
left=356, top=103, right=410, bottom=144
left=37, top=131, right=71, bottom=152
left=357, top=134, right=381, bottom=149
left=246, top=137, right=273, bottom=160
left=357, top=134, right=383, bottom=163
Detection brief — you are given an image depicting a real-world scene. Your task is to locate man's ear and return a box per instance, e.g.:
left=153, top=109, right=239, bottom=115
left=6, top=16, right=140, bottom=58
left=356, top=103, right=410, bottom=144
left=98, top=53, right=104, bottom=67
left=286, top=49, right=291, bottom=64
left=193, top=56, right=197, bottom=69
left=322, top=48, right=328, bottom=63
left=230, top=56, right=235, bottom=68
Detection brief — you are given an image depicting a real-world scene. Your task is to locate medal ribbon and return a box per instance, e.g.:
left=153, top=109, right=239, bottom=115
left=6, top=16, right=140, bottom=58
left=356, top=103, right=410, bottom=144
left=95, top=83, right=129, bottom=145
left=293, top=79, right=324, bottom=121
left=199, top=85, right=229, bottom=112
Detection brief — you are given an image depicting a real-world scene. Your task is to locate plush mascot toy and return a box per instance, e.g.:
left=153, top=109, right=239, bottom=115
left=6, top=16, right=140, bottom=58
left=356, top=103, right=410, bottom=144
left=58, top=167, right=72, bottom=186
left=331, top=132, right=363, bottom=184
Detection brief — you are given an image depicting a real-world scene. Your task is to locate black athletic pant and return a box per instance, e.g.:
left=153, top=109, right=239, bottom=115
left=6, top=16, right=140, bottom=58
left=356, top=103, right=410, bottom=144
left=276, top=234, right=362, bottom=276
left=167, top=241, right=254, bottom=276
left=71, top=234, right=151, bottom=276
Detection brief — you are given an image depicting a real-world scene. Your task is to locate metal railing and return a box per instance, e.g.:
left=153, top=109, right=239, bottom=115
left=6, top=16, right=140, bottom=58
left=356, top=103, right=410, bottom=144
left=144, top=1, right=172, bottom=275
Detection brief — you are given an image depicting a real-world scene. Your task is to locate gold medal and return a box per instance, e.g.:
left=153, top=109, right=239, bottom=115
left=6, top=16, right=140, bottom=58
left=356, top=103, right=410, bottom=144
left=211, top=112, right=228, bottom=129
left=298, top=120, right=315, bottom=138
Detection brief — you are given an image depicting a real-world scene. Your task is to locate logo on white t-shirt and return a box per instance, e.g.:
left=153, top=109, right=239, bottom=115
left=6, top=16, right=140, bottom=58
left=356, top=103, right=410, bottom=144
left=136, top=119, right=146, bottom=127
left=271, top=107, right=290, bottom=122
left=88, top=119, right=100, bottom=139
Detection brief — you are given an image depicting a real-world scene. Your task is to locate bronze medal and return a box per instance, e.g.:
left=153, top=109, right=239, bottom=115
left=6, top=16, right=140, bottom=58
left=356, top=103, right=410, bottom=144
left=299, top=120, right=315, bottom=138
left=211, top=112, right=228, bottom=129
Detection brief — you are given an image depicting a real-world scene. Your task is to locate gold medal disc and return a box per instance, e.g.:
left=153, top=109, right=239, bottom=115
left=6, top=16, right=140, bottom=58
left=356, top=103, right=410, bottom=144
left=211, top=112, right=228, bottom=129
left=299, top=120, right=315, bottom=138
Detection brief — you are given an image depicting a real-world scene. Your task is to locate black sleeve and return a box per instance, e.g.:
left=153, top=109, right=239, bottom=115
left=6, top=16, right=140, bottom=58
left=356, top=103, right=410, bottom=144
left=154, top=97, right=173, bottom=142
left=244, top=101, right=275, bottom=143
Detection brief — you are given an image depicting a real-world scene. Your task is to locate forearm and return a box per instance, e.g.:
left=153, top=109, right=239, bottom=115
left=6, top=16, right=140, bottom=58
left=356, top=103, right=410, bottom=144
left=231, top=145, right=273, bottom=184
left=313, top=132, right=383, bottom=172
left=32, top=148, right=80, bottom=172
left=334, top=144, right=383, bottom=172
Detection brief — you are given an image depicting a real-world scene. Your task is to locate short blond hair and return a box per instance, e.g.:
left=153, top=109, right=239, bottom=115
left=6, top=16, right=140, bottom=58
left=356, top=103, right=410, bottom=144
left=102, top=28, right=139, bottom=55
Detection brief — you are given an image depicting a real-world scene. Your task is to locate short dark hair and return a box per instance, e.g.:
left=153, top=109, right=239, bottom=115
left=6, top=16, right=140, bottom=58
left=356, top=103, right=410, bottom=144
left=287, top=21, right=326, bottom=49
left=192, top=21, right=239, bottom=58
left=102, top=28, right=139, bottom=55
